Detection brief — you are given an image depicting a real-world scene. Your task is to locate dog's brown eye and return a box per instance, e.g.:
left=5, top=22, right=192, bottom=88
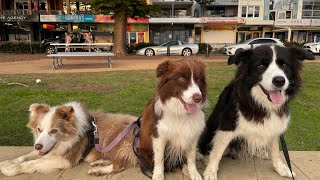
left=179, top=77, right=185, bottom=82
left=50, top=129, right=58, bottom=134
left=37, top=128, right=42, bottom=132
left=257, top=64, right=265, bottom=69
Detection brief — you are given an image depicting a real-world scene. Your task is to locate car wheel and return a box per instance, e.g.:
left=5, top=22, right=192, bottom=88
left=45, top=46, right=55, bottom=54
left=182, top=48, right=192, bottom=56
left=145, top=48, right=154, bottom=56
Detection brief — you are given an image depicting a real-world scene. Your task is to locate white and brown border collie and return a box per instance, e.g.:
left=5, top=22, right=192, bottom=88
left=139, top=59, right=208, bottom=180
left=0, top=102, right=138, bottom=176
left=198, top=45, right=315, bottom=180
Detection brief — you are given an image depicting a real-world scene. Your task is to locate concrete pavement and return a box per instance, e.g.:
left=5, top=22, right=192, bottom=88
left=0, top=146, right=319, bottom=180
left=0, top=55, right=228, bottom=74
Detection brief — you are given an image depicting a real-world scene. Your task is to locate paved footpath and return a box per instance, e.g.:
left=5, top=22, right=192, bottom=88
left=0, top=55, right=229, bottom=74
left=0, top=146, right=319, bottom=180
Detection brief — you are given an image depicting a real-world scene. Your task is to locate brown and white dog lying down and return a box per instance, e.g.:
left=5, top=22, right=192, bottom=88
left=0, top=102, right=138, bottom=176
left=139, top=59, right=208, bottom=180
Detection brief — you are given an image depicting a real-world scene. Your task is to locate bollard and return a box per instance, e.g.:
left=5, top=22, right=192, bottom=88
left=167, top=45, right=170, bottom=56
left=206, top=43, right=209, bottom=57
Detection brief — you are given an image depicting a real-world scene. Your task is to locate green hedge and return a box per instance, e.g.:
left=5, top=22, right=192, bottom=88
left=284, top=41, right=304, bottom=48
left=197, top=43, right=213, bottom=54
left=0, top=43, right=43, bottom=53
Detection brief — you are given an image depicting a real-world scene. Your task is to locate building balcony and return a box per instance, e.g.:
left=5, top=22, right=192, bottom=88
left=1, top=10, right=31, bottom=16
left=153, top=0, right=193, bottom=8
left=39, top=10, right=100, bottom=15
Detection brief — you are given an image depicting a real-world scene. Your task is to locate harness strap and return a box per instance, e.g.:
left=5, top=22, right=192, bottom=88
left=280, top=134, right=295, bottom=180
left=92, top=118, right=137, bottom=153
left=132, top=117, right=153, bottom=178
left=80, top=116, right=95, bottom=161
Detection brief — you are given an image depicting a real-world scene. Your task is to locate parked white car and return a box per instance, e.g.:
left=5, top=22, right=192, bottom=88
left=303, top=42, right=320, bottom=54
left=136, top=40, right=199, bottom=56
left=224, top=38, right=285, bottom=55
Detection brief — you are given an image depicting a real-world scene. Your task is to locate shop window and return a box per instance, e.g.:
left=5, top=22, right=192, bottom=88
left=129, top=32, right=136, bottom=44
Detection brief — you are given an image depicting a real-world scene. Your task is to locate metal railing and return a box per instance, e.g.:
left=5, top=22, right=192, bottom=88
left=153, top=0, right=193, bottom=2
left=1, top=10, right=30, bottom=16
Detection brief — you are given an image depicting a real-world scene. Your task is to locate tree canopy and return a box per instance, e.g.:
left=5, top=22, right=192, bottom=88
left=90, top=0, right=155, bottom=56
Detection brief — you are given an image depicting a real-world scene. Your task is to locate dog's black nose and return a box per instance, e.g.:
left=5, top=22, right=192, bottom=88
left=192, top=93, right=202, bottom=103
left=34, top=144, right=43, bottom=150
left=272, top=76, right=285, bottom=87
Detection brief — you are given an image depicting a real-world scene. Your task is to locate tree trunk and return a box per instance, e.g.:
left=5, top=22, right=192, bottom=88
left=112, top=11, right=127, bottom=57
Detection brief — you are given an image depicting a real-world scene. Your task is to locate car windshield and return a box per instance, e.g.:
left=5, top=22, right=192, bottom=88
left=240, top=39, right=252, bottom=44
left=160, top=42, right=170, bottom=46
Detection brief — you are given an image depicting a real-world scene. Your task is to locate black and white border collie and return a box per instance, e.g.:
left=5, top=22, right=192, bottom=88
left=198, top=45, right=315, bottom=180
left=140, top=59, right=208, bottom=180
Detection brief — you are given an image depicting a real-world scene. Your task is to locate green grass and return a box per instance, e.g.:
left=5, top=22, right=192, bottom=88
left=0, top=62, right=319, bottom=150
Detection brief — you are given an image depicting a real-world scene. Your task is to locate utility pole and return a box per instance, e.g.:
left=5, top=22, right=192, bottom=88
left=38, top=0, right=41, bottom=44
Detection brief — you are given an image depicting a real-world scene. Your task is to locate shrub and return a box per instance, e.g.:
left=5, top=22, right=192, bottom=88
left=0, top=42, right=43, bottom=53
left=197, top=43, right=213, bottom=54
left=213, top=47, right=225, bottom=55
left=283, top=41, right=304, bottom=48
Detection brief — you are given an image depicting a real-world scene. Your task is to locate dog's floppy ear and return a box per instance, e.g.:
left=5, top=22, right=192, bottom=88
left=56, top=106, right=74, bottom=121
left=228, top=49, right=252, bottom=65
left=29, top=103, right=50, bottom=114
left=156, top=60, right=170, bottom=78
left=289, top=47, right=315, bottom=61
left=28, top=103, right=50, bottom=129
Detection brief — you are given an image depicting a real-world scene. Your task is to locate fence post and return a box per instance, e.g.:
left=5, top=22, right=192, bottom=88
left=167, top=45, right=170, bottom=56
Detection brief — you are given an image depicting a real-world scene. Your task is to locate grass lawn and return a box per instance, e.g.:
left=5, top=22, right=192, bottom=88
left=0, top=62, right=319, bottom=151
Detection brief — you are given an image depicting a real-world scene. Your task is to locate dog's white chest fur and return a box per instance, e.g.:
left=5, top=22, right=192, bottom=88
left=157, top=112, right=205, bottom=151
left=236, top=111, right=290, bottom=151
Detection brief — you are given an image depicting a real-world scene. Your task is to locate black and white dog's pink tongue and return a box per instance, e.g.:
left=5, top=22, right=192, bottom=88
left=269, top=90, right=284, bottom=104
left=186, top=104, right=198, bottom=114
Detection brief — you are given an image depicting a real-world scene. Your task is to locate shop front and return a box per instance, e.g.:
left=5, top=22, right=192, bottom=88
left=273, top=19, right=320, bottom=43
left=198, top=18, right=245, bottom=48
left=40, top=15, right=150, bottom=44
left=0, top=14, right=39, bottom=42
left=149, top=24, right=193, bottom=44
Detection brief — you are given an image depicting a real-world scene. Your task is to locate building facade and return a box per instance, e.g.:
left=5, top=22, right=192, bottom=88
left=0, top=0, right=319, bottom=45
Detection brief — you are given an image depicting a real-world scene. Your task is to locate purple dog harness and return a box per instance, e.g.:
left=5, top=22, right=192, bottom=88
left=91, top=117, right=137, bottom=153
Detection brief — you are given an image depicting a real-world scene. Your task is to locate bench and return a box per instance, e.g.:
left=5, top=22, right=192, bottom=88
left=47, top=52, right=114, bottom=69
left=50, top=43, right=114, bottom=53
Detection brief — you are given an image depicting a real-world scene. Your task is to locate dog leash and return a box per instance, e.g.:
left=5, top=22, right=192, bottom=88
left=92, top=117, right=137, bottom=153
left=132, top=116, right=154, bottom=179
left=280, top=134, right=295, bottom=180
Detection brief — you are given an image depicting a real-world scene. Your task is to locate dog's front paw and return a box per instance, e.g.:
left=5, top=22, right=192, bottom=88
left=274, top=162, right=296, bottom=178
left=182, top=164, right=203, bottom=180
left=189, top=171, right=203, bottom=180
left=0, top=160, right=12, bottom=171
left=152, top=171, right=164, bottom=180
left=203, top=168, right=217, bottom=180
left=88, top=167, right=104, bottom=176
left=1, top=164, right=20, bottom=176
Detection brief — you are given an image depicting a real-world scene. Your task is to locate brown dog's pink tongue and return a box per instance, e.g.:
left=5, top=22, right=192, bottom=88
left=269, top=90, right=284, bottom=104
left=186, top=104, right=198, bottom=114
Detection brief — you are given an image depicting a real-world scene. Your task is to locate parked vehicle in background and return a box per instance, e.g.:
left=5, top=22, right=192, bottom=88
left=224, top=38, right=284, bottom=55
left=303, top=42, right=320, bottom=54
left=41, top=31, right=85, bottom=54
left=136, top=40, right=199, bottom=56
